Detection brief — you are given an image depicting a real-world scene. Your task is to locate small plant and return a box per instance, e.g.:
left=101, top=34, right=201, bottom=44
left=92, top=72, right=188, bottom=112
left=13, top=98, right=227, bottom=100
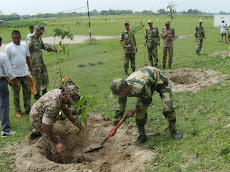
left=130, top=21, right=145, bottom=36
left=71, top=94, right=97, bottom=126
left=52, top=27, right=75, bottom=86
left=167, top=1, right=177, bottom=23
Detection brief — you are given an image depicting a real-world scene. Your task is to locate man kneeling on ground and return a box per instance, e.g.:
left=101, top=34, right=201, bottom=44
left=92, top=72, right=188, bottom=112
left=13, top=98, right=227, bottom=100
left=30, top=79, right=81, bottom=156
left=109, top=66, right=183, bottom=146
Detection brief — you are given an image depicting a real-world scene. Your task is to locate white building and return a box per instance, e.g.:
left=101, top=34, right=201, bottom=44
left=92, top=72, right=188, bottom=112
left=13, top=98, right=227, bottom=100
left=214, top=15, right=230, bottom=27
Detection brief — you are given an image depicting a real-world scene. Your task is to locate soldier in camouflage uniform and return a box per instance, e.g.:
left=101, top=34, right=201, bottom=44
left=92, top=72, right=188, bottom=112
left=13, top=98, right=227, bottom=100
left=28, top=25, right=58, bottom=100
left=110, top=66, right=182, bottom=145
left=144, top=20, right=160, bottom=67
left=194, top=20, right=206, bottom=56
left=160, top=20, right=175, bottom=69
left=119, top=21, right=138, bottom=77
left=30, top=79, right=81, bottom=157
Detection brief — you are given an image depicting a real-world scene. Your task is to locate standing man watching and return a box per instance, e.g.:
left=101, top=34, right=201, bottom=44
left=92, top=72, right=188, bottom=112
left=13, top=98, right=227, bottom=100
left=109, top=66, right=182, bottom=146
left=119, top=21, right=138, bottom=77
left=160, top=20, right=175, bottom=69
left=26, top=25, right=34, bottom=44
left=28, top=25, right=58, bottom=100
left=5, top=30, right=33, bottom=118
left=220, top=20, right=228, bottom=43
left=194, top=20, right=206, bottom=56
left=0, top=37, right=20, bottom=138
left=144, top=20, right=160, bottom=67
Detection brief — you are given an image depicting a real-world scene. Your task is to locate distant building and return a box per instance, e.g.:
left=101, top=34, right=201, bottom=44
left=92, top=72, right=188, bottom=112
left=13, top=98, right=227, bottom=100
left=214, top=15, right=230, bottom=27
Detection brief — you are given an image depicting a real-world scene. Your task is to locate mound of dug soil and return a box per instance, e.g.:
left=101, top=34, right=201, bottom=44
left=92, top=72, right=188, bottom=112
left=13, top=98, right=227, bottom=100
left=209, top=51, right=230, bottom=58
left=2, top=115, right=154, bottom=172
left=165, top=68, right=228, bottom=93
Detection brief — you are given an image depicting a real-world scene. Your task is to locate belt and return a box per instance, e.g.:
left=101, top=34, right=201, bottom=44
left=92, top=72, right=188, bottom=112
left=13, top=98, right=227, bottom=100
left=0, top=77, right=7, bottom=80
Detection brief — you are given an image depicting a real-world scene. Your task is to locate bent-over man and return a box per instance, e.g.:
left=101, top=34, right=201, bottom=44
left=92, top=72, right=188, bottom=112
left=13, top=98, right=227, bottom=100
left=110, top=66, right=182, bottom=146
left=30, top=79, right=81, bottom=159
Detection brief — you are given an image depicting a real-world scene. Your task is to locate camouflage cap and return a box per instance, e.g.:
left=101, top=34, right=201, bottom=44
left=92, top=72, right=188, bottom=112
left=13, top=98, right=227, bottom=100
left=110, top=78, right=128, bottom=99
left=64, top=80, right=81, bottom=104
left=199, top=19, right=203, bottom=23
left=124, top=21, right=130, bottom=25
left=165, top=20, right=170, bottom=24
left=148, top=20, right=153, bottom=24
left=36, top=24, right=47, bottom=34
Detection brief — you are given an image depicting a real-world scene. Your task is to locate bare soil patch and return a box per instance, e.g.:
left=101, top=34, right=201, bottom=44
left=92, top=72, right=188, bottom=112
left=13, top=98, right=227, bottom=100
left=165, top=68, right=228, bottom=93
left=176, top=35, right=194, bottom=39
left=209, top=51, right=230, bottom=58
left=2, top=115, right=154, bottom=172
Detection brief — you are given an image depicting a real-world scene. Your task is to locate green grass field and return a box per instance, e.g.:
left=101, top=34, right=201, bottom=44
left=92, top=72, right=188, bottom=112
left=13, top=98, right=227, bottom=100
left=0, top=15, right=230, bottom=171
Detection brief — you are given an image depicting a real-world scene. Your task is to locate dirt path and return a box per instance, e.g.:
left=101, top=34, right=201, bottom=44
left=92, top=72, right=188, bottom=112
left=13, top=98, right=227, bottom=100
left=2, top=114, right=154, bottom=172
left=0, top=35, right=117, bottom=51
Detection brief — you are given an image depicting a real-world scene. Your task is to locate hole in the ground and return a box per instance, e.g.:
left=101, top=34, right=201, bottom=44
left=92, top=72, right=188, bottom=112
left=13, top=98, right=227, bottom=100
left=165, top=68, right=228, bottom=93
left=42, top=122, right=97, bottom=164
left=170, top=75, right=197, bottom=85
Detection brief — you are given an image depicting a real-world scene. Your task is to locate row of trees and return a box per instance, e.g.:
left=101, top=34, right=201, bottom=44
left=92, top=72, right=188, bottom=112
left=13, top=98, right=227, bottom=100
left=0, top=9, right=229, bottom=21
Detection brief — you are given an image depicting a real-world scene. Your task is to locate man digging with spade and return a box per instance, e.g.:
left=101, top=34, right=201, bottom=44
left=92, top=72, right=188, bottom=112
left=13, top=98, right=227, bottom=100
left=109, top=66, right=183, bottom=146
left=30, top=79, right=81, bottom=158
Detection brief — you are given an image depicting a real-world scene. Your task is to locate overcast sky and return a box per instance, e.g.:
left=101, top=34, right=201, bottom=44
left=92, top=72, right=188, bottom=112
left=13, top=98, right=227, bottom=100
left=0, top=0, right=229, bottom=15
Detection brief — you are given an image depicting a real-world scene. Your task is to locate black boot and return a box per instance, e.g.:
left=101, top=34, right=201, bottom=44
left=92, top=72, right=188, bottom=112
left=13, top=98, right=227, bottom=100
left=151, top=62, right=154, bottom=67
left=155, top=63, right=159, bottom=68
left=196, top=50, right=200, bottom=56
left=34, top=94, right=41, bottom=100
left=169, top=63, right=172, bottom=69
left=170, top=129, right=183, bottom=140
left=125, top=70, right=129, bottom=77
left=132, top=68, right=135, bottom=73
left=42, top=89, right=47, bottom=95
left=163, top=63, right=166, bottom=69
left=134, top=135, right=147, bottom=146
left=135, top=115, right=147, bottom=146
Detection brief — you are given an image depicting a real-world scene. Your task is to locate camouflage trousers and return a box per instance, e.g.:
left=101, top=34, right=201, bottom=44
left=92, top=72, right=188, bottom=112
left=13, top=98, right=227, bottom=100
left=33, top=63, right=49, bottom=95
left=163, top=47, right=173, bottom=64
left=30, top=114, right=64, bottom=163
left=124, top=53, right=135, bottom=70
left=135, top=85, right=176, bottom=130
left=147, top=45, right=158, bottom=64
left=196, top=38, right=203, bottom=52
left=11, top=75, right=31, bottom=113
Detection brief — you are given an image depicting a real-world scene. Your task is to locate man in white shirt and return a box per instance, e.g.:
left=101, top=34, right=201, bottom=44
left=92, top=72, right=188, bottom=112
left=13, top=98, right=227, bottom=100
left=0, top=37, right=20, bottom=138
left=5, top=30, right=33, bottom=118
left=220, top=20, right=228, bottom=43
left=26, top=25, right=34, bottom=44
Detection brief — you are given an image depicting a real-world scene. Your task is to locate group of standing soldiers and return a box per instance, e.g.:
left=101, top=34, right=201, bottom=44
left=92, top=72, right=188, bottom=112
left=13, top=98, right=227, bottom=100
left=119, top=19, right=207, bottom=76
left=119, top=20, right=175, bottom=77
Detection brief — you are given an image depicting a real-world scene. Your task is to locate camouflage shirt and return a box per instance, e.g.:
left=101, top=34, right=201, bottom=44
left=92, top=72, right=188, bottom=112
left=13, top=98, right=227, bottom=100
left=117, top=66, right=169, bottom=113
left=145, top=26, right=160, bottom=46
left=194, top=26, right=205, bottom=39
left=28, top=33, right=54, bottom=67
left=30, top=89, right=67, bottom=128
left=160, top=27, right=175, bottom=47
left=119, top=29, right=136, bottom=54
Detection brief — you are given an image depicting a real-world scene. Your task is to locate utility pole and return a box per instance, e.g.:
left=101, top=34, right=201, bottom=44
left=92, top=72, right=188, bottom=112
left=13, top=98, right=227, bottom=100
left=87, top=0, right=91, bottom=44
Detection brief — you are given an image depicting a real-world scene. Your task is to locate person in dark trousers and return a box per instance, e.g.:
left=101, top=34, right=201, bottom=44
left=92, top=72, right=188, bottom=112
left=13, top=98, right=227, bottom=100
left=0, top=37, right=20, bottom=138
